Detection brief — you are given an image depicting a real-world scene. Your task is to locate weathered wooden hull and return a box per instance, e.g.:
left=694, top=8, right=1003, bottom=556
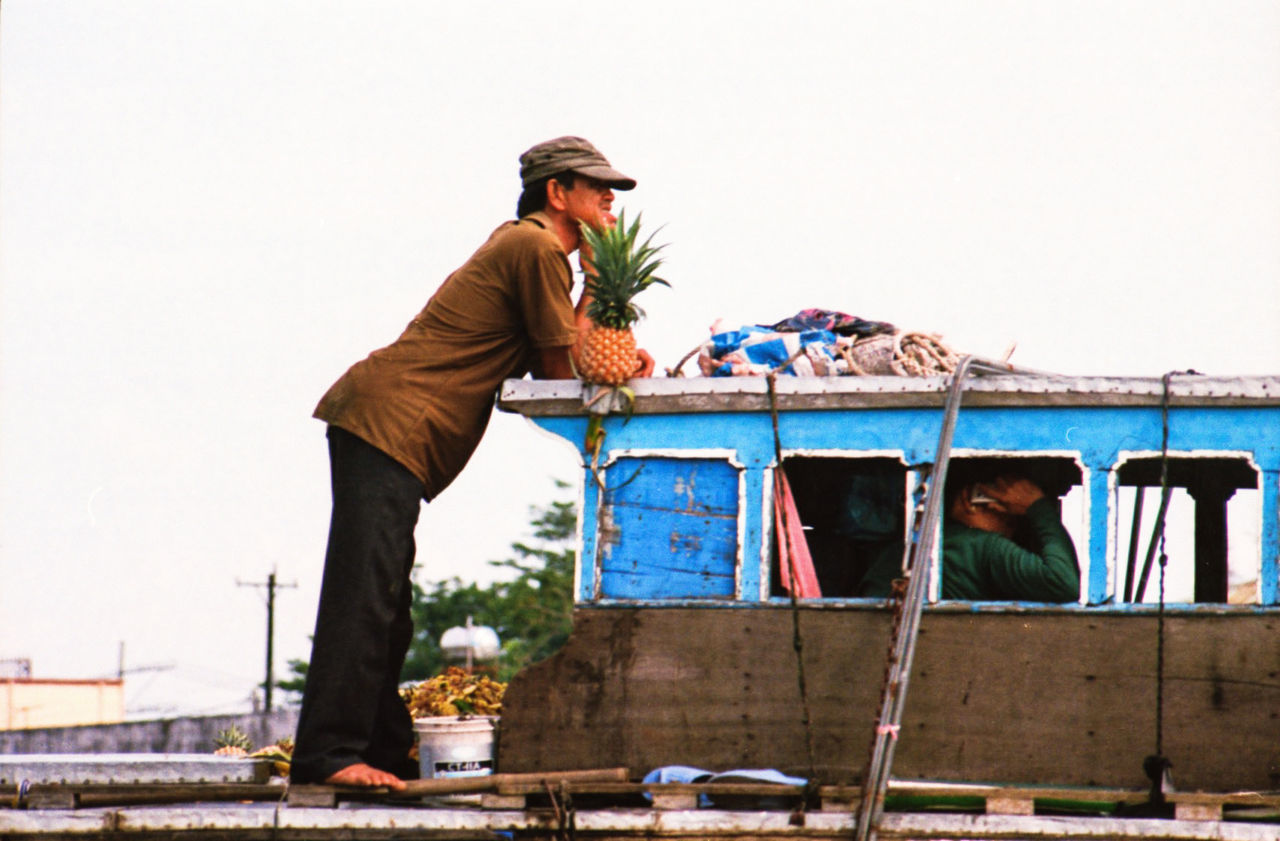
left=499, top=605, right=1280, bottom=791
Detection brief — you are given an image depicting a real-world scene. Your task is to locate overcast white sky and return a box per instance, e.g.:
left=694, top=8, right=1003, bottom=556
left=2, top=1, right=1278, bottom=719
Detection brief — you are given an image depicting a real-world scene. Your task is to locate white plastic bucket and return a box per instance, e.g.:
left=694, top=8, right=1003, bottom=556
left=413, top=716, right=497, bottom=779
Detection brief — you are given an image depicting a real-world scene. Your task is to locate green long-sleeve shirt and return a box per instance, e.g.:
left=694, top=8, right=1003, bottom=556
left=940, top=498, right=1079, bottom=601
left=858, top=498, right=1080, bottom=602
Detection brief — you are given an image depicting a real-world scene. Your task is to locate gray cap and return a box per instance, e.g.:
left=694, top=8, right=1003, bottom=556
left=519, top=136, right=636, bottom=190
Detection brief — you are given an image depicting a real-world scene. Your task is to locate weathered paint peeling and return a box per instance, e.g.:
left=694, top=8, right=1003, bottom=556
left=669, top=531, right=703, bottom=554
left=672, top=474, right=697, bottom=510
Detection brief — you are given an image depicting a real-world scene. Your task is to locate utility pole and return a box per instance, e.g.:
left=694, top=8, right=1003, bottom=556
left=237, top=569, right=297, bottom=712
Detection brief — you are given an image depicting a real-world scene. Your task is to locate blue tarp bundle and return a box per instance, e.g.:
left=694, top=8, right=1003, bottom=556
left=694, top=308, right=958, bottom=378
left=698, top=308, right=896, bottom=377
left=705, top=326, right=843, bottom=376
left=641, top=766, right=808, bottom=807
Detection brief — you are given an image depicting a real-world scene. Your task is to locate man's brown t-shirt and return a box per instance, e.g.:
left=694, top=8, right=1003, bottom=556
left=314, top=212, right=577, bottom=499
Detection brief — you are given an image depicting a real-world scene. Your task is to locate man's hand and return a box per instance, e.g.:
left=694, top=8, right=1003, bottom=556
left=634, top=348, right=655, bottom=378
left=578, top=212, right=617, bottom=275
left=981, top=476, right=1045, bottom=516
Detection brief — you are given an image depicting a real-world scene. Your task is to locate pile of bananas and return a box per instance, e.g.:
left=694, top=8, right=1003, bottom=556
left=401, top=666, right=506, bottom=718
left=250, top=739, right=294, bottom=777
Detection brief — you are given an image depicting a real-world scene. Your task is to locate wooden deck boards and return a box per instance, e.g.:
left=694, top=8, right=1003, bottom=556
left=5, top=778, right=1280, bottom=839
left=12, top=777, right=1277, bottom=820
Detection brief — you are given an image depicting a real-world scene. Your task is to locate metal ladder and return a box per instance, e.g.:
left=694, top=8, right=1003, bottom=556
left=853, top=355, right=977, bottom=841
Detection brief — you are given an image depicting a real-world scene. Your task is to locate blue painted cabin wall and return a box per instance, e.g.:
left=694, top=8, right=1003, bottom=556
left=533, top=403, right=1280, bottom=607
left=596, top=456, right=740, bottom=599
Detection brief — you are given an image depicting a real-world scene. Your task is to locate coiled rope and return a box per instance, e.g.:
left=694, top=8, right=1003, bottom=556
left=839, top=331, right=959, bottom=377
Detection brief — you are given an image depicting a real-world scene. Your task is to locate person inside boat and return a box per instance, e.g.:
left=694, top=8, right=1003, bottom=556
left=859, top=474, right=1079, bottom=602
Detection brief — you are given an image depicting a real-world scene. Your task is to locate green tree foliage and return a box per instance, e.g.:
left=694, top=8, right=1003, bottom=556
left=277, top=658, right=308, bottom=699
left=402, top=483, right=575, bottom=683
left=278, top=481, right=576, bottom=701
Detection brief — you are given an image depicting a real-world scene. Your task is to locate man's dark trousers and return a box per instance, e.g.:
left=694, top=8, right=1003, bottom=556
left=292, top=425, right=425, bottom=783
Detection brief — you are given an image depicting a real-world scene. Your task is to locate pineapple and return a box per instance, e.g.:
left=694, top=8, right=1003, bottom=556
left=213, top=725, right=254, bottom=757
left=577, top=211, right=669, bottom=386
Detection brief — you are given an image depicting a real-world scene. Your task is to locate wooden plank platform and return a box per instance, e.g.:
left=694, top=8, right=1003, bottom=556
left=882, top=781, right=1153, bottom=815
left=0, top=754, right=270, bottom=786
left=281, top=776, right=1275, bottom=825
left=6, top=782, right=287, bottom=810
left=6, top=802, right=1280, bottom=840
left=285, top=767, right=629, bottom=807
left=1166, top=790, right=1280, bottom=822
left=10, top=773, right=1280, bottom=824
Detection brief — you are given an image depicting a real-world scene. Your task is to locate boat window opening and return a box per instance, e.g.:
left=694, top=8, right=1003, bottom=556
left=1113, top=457, right=1261, bottom=605
left=772, top=457, right=907, bottom=598
left=773, top=455, right=1089, bottom=602
left=936, top=456, right=1087, bottom=602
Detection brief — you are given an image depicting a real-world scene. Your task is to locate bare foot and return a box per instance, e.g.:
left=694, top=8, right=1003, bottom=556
left=324, top=762, right=407, bottom=791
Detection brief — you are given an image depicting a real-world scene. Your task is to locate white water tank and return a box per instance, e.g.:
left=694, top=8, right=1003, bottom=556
left=440, top=619, right=500, bottom=663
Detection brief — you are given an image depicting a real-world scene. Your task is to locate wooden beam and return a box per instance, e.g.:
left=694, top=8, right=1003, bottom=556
left=287, top=767, right=630, bottom=807
left=399, top=767, right=628, bottom=796
left=1174, top=801, right=1223, bottom=821
left=986, top=795, right=1034, bottom=815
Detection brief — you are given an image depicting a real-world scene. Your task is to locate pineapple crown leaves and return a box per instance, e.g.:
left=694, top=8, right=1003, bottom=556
left=580, top=211, right=670, bottom=330
left=213, top=725, right=253, bottom=751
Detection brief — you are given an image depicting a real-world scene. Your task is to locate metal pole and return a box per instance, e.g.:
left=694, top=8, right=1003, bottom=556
left=265, top=572, right=276, bottom=712
left=1133, top=489, right=1174, bottom=603
left=465, top=615, right=474, bottom=672
left=856, top=355, right=975, bottom=841
left=1123, top=487, right=1145, bottom=602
